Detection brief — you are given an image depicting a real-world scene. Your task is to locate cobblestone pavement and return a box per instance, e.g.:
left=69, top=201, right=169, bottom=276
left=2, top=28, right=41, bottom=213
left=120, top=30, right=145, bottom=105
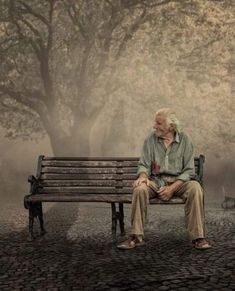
left=0, top=201, right=234, bottom=291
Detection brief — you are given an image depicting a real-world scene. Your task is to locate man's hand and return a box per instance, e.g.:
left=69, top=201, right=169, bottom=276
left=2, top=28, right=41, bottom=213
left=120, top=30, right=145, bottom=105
left=157, top=186, right=174, bottom=201
left=158, top=180, right=184, bottom=201
left=133, top=176, right=150, bottom=188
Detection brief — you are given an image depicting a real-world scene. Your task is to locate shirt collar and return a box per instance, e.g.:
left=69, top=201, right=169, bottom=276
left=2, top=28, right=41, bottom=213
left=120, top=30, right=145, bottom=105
left=155, top=131, right=180, bottom=143
left=175, top=132, right=180, bottom=143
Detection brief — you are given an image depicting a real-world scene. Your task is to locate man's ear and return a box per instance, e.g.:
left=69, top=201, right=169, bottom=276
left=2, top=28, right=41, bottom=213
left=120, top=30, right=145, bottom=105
left=169, top=123, right=175, bottom=131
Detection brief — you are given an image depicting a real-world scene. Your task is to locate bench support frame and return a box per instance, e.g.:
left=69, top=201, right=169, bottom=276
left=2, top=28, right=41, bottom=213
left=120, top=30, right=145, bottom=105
left=24, top=196, right=45, bottom=241
left=111, top=203, right=125, bottom=241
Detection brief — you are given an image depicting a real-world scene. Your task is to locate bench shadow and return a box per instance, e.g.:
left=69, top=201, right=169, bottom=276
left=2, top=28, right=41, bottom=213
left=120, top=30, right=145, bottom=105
left=0, top=201, right=121, bottom=290
left=0, top=202, right=81, bottom=243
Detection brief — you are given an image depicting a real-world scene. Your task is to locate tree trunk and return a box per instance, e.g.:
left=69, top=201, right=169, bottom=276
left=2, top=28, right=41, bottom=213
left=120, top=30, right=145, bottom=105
left=45, top=111, right=98, bottom=156
left=47, top=127, right=91, bottom=156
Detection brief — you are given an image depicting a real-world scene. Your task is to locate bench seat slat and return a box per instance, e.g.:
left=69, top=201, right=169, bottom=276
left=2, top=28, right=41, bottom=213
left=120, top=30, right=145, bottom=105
left=41, top=167, right=137, bottom=174
left=40, top=173, right=137, bottom=180
left=42, top=157, right=139, bottom=161
left=39, top=180, right=133, bottom=187
left=27, top=194, right=184, bottom=204
left=42, top=161, right=139, bottom=167
left=39, top=187, right=133, bottom=194
left=42, top=157, right=200, bottom=164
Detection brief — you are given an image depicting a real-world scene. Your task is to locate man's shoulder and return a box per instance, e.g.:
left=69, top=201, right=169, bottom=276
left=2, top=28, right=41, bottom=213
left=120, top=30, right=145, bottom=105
left=178, top=131, right=193, bottom=144
left=144, top=130, right=156, bottom=142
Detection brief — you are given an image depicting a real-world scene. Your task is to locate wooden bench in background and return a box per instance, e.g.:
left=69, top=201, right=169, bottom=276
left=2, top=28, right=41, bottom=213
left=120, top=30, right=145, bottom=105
left=24, top=155, right=205, bottom=241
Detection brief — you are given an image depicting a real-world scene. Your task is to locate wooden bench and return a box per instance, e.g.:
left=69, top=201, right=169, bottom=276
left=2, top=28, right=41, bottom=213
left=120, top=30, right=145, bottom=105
left=24, top=155, right=205, bottom=241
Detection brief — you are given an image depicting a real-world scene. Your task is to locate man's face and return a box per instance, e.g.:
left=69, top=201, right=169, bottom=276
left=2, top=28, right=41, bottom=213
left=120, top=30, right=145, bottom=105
left=153, top=114, right=173, bottom=137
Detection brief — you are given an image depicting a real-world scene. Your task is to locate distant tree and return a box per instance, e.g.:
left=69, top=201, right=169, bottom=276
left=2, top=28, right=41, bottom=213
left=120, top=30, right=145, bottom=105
left=0, top=0, right=234, bottom=157
left=0, top=0, right=179, bottom=155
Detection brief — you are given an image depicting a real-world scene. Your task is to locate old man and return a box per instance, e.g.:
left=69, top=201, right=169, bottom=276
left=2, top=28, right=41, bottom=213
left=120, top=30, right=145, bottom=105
left=118, top=108, right=211, bottom=250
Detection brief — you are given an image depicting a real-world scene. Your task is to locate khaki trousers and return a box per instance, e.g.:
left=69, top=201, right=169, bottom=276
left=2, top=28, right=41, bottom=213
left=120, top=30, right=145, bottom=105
left=131, top=180, right=205, bottom=240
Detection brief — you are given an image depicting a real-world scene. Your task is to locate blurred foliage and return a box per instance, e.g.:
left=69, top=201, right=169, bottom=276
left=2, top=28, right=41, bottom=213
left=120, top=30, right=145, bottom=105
left=0, top=0, right=234, bottom=157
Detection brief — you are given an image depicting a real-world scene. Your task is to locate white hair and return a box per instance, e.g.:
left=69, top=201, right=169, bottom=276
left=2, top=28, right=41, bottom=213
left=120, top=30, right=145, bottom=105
left=155, top=108, right=181, bottom=132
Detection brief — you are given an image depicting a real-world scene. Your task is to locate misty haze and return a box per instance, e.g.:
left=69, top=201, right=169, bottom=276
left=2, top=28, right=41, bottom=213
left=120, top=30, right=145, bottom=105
left=0, top=0, right=234, bottom=205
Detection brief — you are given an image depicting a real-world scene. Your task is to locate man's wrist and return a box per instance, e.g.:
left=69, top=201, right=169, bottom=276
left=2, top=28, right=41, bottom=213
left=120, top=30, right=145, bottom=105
left=138, top=172, right=148, bottom=179
left=169, top=180, right=184, bottom=192
left=167, top=185, right=175, bottom=195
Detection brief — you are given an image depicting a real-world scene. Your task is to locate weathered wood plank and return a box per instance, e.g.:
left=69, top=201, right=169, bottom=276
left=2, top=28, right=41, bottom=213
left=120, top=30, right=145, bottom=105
left=26, top=194, right=184, bottom=204
left=28, top=194, right=133, bottom=202
left=41, top=167, right=137, bottom=174
left=40, top=174, right=200, bottom=182
left=38, top=187, right=133, bottom=194
left=41, top=164, right=199, bottom=175
left=41, top=159, right=199, bottom=167
left=39, top=180, right=133, bottom=187
left=41, top=160, right=139, bottom=167
left=43, top=157, right=139, bottom=161
left=40, top=173, right=137, bottom=180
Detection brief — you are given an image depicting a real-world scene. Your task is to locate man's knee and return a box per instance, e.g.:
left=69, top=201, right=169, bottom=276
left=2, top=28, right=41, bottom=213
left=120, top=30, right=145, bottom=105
left=133, top=183, right=149, bottom=197
left=186, top=181, right=203, bottom=199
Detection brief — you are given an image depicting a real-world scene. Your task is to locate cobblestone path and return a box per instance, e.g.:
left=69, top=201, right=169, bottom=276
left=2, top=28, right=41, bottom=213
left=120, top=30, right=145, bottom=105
left=0, top=202, right=234, bottom=290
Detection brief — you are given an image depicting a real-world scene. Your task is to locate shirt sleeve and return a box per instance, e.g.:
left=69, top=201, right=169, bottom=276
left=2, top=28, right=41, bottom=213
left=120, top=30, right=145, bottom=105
left=177, top=137, right=195, bottom=182
left=137, top=138, right=152, bottom=177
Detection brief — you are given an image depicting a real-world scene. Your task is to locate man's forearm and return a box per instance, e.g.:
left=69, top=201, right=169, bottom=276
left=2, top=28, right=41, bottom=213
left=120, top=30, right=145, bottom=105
left=169, top=179, right=184, bottom=192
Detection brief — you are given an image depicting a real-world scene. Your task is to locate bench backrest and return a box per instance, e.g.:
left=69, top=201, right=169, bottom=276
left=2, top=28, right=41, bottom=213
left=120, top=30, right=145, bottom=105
left=31, top=155, right=205, bottom=197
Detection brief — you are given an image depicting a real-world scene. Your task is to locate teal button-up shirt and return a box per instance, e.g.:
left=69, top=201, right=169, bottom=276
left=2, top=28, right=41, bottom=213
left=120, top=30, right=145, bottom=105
left=137, top=130, right=195, bottom=186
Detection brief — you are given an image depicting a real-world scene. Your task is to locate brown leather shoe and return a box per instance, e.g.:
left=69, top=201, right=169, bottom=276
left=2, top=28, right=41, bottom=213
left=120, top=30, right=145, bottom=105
left=192, top=238, right=212, bottom=250
left=117, top=236, right=145, bottom=250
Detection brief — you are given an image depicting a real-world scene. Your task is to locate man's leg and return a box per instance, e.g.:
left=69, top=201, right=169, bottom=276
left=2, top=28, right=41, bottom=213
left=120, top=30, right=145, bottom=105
left=117, top=181, right=158, bottom=249
left=174, top=180, right=204, bottom=239
left=131, top=182, right=157, bottom=237
left=174, top=180, right=211, bottom=249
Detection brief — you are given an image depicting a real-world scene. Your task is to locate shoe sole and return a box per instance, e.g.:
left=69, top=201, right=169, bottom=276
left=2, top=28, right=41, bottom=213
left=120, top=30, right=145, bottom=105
left=117, top=241, right=145, bottom=250
left=192, top=243, right=212, bottom=250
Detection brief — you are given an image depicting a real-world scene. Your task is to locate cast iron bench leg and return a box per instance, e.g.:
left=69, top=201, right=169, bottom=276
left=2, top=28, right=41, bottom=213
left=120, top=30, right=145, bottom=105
left=119, top=203, right=125, bottom=236
left=28, top=202, right=45, bottom=241
left=38, top=203, right=46, bottom=236
left=111, top=203, right=117, bottom=242
left=28, top=204, right=34, bottom=241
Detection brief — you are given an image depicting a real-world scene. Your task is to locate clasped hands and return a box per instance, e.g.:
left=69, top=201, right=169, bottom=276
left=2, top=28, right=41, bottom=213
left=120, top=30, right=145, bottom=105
left=156, top=185, right=174, bottom=201
left=133, top=177, right=174, bottom=201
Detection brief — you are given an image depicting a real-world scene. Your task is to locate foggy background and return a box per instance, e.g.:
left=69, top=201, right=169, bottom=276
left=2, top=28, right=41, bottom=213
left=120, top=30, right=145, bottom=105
left=0, top=0, right=234, bottom=206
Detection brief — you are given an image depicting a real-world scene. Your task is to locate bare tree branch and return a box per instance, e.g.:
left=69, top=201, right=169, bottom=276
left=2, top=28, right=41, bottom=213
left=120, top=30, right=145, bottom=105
left=63, top=0, right=87, bottom=40
left=122, top=0, right=176, bottom=9
left=0, top=95, right=37, bottom=118
left=18, top=0, right=50, bottom=28
left=8, top=4, right=41, bottom=58
left=0, top=84, right=50, bottom=121
left=179, top=37, right=222, bottom=60
left=47, top=0, right=55, bottom=50
left=93, top=5, right=125, bottom=78
left=115, top=8, right=147, bottom=60
left=0, top=39, right=19, bottom=54
left=20, top=18, right=44, bottom=48
left=8, top=0, right=55, bottom=102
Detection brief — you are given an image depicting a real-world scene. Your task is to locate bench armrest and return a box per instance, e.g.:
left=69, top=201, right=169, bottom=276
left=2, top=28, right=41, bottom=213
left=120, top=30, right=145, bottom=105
left=28, top=175, right=40, bottom=194
left=197, top=154, right=205, bottom=186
